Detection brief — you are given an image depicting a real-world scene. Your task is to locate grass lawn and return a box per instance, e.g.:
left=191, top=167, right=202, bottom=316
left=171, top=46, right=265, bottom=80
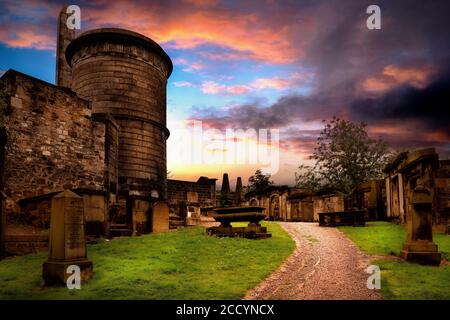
left=0, top=222, right=295, bottom=300
left=339, top=222, right=450, bottom=300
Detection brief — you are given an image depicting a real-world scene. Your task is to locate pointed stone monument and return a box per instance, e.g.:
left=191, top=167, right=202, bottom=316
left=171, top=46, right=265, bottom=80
left=43, top=190, right=93, bottom=285
left=220, top=173, right=233, bottom=207
left=234, top=177, right=243, bottom=206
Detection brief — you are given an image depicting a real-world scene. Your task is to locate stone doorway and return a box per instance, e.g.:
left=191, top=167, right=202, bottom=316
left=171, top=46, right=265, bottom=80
left=269, top=195, right=280, bottom=220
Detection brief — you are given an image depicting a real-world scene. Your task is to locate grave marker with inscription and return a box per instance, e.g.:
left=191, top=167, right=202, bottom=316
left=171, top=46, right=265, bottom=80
left=43, top=190, right=93, bottom=285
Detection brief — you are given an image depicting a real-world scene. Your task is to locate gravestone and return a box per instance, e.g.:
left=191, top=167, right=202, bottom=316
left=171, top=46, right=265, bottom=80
left=400, top=185, right=441, bottom=265
left=43, top=190, right=93, bottom=285
left=399, top=149, right=441, bottom=265
left=152, top=201, right=169, bottom=233
left=0, top=191, right=6, bottom=259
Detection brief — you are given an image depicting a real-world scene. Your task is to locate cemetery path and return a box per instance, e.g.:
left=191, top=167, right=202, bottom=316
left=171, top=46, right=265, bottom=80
left=244, top=222, right=382, bottom=300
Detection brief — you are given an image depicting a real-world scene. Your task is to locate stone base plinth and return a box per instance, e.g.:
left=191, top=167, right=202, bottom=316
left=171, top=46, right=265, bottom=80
left=43, top=259, right=93, bottom=286
left=207, top=225, right=272, bottom=240
left=400, top=241, right=441, bottom=265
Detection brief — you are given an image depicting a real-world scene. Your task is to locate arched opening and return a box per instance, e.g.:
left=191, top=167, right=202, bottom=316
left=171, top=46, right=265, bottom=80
left=269, top=194, right=280, bottom=221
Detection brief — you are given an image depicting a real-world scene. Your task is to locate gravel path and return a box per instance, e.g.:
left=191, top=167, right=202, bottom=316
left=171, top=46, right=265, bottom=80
left=245, top=222, right=382, bottom=300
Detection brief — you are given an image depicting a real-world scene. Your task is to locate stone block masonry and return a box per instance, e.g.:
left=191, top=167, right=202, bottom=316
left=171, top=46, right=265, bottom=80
left=1, top=70, right=108, bottom=215
left=66, top=28, right=172, bottom=199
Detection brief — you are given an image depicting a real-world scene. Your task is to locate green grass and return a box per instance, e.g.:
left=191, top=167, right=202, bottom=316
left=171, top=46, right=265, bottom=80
left=0, top=222, right=295, bottom=300
left=339, top=222, right=450, bottom=300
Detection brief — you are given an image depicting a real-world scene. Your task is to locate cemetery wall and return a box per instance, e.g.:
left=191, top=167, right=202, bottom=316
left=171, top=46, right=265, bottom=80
left=1, top=70, right=107, bottom=216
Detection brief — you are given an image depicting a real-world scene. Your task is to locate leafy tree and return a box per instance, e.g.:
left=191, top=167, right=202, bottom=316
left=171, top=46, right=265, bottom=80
left=295, top=117, right=389, bottom=201
left=248, top=169, right=273, bottom=193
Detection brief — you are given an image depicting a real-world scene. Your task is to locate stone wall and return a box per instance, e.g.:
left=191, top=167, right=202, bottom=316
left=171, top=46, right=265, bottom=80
left=167, top=177, right=216, bottom=216
left=5, top=234, right=48, bottom=256
left=1, top=70, right=107, bottom=215
left=435, top=160, right=450, bottom=231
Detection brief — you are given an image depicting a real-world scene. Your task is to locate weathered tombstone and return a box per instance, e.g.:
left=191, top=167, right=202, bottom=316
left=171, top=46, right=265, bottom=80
left=0, top=191, right=6, bottom=259
left=152, top=201, right=169, bottom=233
left=400, top=185, right=441, bottom=265
left=43, top=190, right=93, bottom=285
left=399, top=149, right=441, bottom=265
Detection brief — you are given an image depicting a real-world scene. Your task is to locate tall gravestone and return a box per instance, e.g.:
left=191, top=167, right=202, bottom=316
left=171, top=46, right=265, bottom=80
left=43, top=190, right=93, bottom=285
left=152, top=201, right=169, bottom=233
left=399, top=149, right=441, bottom=265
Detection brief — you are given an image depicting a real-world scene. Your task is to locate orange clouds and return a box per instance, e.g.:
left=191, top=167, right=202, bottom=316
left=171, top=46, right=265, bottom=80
left=0, top=0, right=299, bottom=64
left=362, top=64, right=436, bottom=92
left=0, top=27, right=54, bottom=50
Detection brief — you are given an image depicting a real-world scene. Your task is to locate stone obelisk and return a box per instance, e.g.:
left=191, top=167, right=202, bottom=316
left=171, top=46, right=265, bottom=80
left=56, top=5, right=75, bottom=88
left=220, top=173, right=233, bottom=207
left=234, top=177, right=243, bottom=206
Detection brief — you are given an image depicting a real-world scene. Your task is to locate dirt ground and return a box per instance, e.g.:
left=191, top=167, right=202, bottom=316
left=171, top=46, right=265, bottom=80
left=245, top=222, right=382, bottom=300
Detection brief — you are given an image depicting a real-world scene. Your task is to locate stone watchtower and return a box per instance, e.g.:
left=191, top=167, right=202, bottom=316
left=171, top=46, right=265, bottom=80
left=65, top=29, right=172, bottom=197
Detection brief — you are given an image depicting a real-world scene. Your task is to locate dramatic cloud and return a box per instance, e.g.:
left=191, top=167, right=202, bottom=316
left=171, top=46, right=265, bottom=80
left=351, top=71, right=450, bottom=134
left=361, top=64, right=436, bottom=92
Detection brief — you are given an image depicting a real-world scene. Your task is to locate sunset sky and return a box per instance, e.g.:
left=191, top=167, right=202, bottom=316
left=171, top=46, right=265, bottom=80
left=0, top=0, right=449, bottom=187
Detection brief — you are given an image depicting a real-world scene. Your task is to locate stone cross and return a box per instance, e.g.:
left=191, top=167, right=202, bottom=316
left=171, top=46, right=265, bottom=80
left=43, top=190, right=93, bottom=285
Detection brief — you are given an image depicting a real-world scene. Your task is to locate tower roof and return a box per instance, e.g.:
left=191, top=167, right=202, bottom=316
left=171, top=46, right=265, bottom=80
left=65, top=28, right=173, bottom=77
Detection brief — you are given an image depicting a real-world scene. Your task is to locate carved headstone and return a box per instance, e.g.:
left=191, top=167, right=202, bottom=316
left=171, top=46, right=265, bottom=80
left=43, top=190, right=93, bottom=285
left=399, top=149, right=441, bottom=265
left=152, top=201, right=169, bottom=233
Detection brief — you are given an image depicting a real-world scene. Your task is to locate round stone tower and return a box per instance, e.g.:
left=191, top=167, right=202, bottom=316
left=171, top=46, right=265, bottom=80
left=66, top=28, right=172, bottom=198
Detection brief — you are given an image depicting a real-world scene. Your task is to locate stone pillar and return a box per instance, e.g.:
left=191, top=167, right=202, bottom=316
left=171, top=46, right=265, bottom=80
left=152, top=201, right=169, bottom=233
left=385, top=177, right=391, bottom=217
left=234, top=177, right=243, bottom=206
left=56, top=5, right=75, bottom=88
left=220, top=173, right=232, bottom=206
left=398, top=173, right=405, bottom=222
left=43, top=190, right=93, bottom=285
left=400, top=186, right=441, bottom=265
left=0, top=191, right=6, bottom=259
